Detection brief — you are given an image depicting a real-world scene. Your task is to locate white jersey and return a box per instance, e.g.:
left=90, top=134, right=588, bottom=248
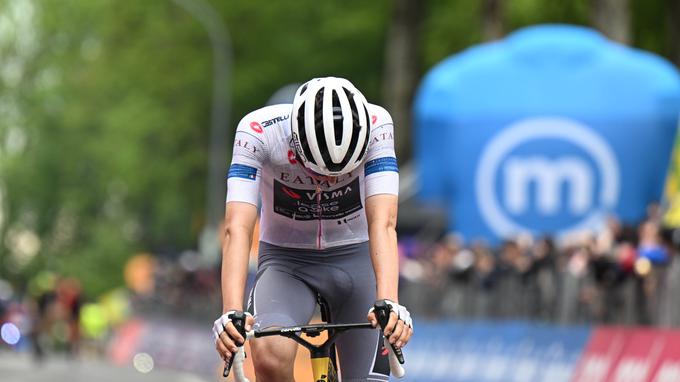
left=226, top=103, right=399, bottom=249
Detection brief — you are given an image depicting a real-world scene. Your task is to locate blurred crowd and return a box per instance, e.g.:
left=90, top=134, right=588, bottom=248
left=1, top=274, right=83, bottom=357
left=132, top=250, right=221, bottom=321
left=4, top=206, right=680, bottom=360
left=399, top=205, right=680, bottom=326
left=0, top=272, right=130, bottom=359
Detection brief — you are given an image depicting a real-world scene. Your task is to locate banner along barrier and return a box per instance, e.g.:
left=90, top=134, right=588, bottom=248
left=402, top=320, right=591, bottom=382
left=572, top=327, right=680, bottom=382
left=402, top=322, right=680, bottom=382
left=107, top=318, right=680, bottom=381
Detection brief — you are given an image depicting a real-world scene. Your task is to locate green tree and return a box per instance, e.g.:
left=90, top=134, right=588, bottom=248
left=1, top=0, right=214, bottom=295
left=0, top=0, right=393, bottom=296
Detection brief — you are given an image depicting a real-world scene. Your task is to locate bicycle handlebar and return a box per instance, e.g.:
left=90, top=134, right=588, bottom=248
left=222, top=311, right=247, bottom=379
left=373, top=299, right=406, bottom=378
left=223, top=302, right=407, bottom=380
left=253, top=322, right=374, bottom=338
left=373, top=300, right=405, bottom=364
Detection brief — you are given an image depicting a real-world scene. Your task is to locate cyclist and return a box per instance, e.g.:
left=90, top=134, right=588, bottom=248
left=213, top=77, right=413, bottom=381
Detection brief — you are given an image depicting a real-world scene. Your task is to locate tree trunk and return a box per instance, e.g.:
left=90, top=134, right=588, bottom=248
left=590, top=0, right=631, bottom=44
left=668, top=0, right=680, bottom=66
left=382, top=0, right=423, bottom=162
left=481, top=0, right=504, bottom=41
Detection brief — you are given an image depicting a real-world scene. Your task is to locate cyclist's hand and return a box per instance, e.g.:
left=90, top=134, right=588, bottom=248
left=367, top=300, right=413, bottom=349
left=212, top=310, right=254, bottom=361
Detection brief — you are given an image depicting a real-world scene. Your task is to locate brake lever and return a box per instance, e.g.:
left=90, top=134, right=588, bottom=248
left=373, top=300, right=405, bottom=364
left=223, top=311, right=247, bottom=377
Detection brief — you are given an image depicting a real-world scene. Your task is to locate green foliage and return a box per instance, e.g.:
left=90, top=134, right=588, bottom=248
left=421, top=0, right=484, bottom=68
left=0, top=0, right=213, bottom=294
left=419, top=0, right=676, bottom=87
left=506, top=0, right=590, bottom=30
left=216, top=0, right=391, bottom=111
left=421, top=0, right=592, bottom=68
left=631, top=0, right=669, bottom=56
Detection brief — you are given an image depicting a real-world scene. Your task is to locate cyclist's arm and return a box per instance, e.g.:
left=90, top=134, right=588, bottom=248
left=216, top=109, right=269, bottom=361
left=366, top=194, right=413, bottom=350
left=363, top=105, right=412, bottom=349
left=221, top=201, right=258, bottom=312
left=215, top=202, right=257, bottom=360
left=366, top=193, right=399, bottom=302
left=363, top=105, right=400, bottom=301
left=221, top=110, right=268, bottom=312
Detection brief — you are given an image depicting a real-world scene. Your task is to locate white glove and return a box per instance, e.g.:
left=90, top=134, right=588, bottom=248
left=212, top=310, right=253, bottom=342
left=369, top=300, right=413, bottom=330
left=386, top=300, right=413, bottom=330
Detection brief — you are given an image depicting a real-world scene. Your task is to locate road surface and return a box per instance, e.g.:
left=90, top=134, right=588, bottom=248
left=0, top=351, right=212, bottom=382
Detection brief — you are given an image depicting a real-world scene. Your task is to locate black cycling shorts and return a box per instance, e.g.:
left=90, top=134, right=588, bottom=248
left=246, top=241, right=390, bottom=382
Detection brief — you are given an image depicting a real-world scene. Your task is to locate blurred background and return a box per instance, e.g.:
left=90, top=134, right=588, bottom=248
left=1, top=0, right=680, bottom=381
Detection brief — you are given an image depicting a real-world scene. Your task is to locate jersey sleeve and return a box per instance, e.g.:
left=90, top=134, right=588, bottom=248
left=364, top=106, right=399, bottom=198
left=226, top=114, right=269, bottom=206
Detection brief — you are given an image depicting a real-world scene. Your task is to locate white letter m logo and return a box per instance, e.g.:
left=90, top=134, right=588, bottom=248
left=503, top=156, right=593, bottom=215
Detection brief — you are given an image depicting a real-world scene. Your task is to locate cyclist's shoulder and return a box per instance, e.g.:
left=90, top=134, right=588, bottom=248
left=366, top=103, right=393, bottom=128
left=238, top=104, right=292, bottom=132
left=364, top=104, right=396, bottom=157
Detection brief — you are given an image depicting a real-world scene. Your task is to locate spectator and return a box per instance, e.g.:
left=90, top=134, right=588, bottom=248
left=395, top=204, right=680, bottom=327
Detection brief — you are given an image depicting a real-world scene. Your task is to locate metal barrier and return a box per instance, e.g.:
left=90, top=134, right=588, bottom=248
left=400, top=254, right=680, bottom=326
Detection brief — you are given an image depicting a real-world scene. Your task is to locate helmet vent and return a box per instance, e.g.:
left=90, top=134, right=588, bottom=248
left=296, top=103, right=316, bottom=165
left=332, top=90, right=343, bottom=145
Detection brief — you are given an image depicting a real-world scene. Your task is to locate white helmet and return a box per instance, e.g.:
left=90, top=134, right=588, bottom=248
left=291, top=77, right=371, bottom=176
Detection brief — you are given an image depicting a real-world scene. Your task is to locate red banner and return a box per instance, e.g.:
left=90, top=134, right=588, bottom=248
left=572, top=327, right=680, bottom=382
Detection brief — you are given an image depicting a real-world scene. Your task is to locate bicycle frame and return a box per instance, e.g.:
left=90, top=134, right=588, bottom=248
left=253, top=322, right=374, bottom=382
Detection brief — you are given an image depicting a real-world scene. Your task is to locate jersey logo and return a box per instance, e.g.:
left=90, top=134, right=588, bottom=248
left=282, top=186, right=301, bottom=200
left=371, top=115, right=378, bottom=125
left=250, top=121, right=263, bottom=133
left=260, top=114, right=289, bottom=127
left=364, top=157, right=398, bottom=176
left=336, top=214, right=361, bottom=225
left=273, top=178, right=363, bottom=221
left=287, top=149, right=298, bottom=164
left=227, top=164, right=257, bottom=180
